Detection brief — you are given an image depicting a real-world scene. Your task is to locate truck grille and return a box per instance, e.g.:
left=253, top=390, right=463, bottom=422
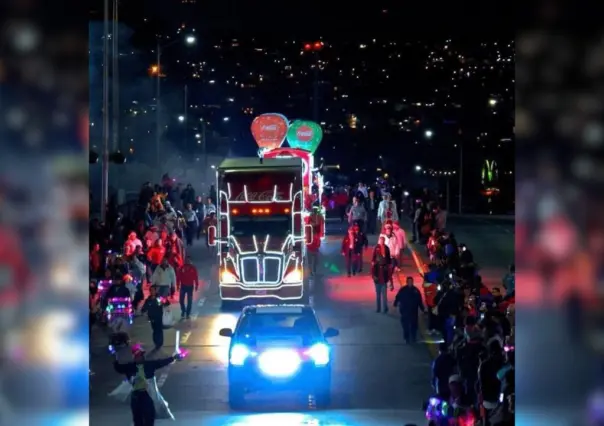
left=241, top=258, right=259, bottom=283
left=239, top=256, right=282, bottom=285
left=262, top=257, right=281, bottom=284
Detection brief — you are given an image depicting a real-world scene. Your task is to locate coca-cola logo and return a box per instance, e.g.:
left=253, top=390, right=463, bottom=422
left=296, top=126, right=313, bottom=142
left=261, top=124, right=278, bottom=131
left=233, top=190, right=285, bottom=202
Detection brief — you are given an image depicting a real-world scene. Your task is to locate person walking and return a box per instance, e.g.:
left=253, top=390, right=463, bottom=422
left=393, top=276, right=425, bottom=344
left=176, top=257, right=199, bottom=320
left=140, top=286, right=170, bottom=350
left=371, top=235, right=393, bottom=313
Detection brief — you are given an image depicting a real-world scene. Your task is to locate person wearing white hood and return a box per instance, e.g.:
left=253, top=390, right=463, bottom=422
left=382, top=222, right=401, bottom=271
left=377, top=193, right=398, bottom=230
left=124, top=231, right=143, bottom=256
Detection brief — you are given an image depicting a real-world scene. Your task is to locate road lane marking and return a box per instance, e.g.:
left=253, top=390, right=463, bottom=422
left=181, top=331, right=192, bottom=345
left=407, top=244, right=439, bottom=359
left=191, top=296, right=206, bottom=320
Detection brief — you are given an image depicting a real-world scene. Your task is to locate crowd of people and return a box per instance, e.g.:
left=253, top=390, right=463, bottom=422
left=89, top=178, right=216, bottom=352
left=409, top=227, right=514, bottom=425
left=341, top=184, right=515, bottom=426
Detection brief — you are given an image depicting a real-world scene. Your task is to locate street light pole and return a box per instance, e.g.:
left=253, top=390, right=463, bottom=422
left=446, top=176, right=451, bottom=212
left=184, top=84, right=188, bottom=152
left=155, top=41, right=161, bottom=168
left=458, top=139, right=463, bottom=214
left=101, top=0, right=110, bottom=221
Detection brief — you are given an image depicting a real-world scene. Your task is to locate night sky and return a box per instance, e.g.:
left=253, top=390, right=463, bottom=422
left=89, top=1, right=514, bottom=211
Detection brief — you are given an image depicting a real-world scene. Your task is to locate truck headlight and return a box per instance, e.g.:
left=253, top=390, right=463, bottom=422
left=283, top=268, right=302, bottom=283
left=220, top=269, right=238, bottom=284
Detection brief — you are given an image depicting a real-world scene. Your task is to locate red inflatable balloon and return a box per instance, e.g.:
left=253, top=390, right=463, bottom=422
left=251, top=113, right=288, bottom=151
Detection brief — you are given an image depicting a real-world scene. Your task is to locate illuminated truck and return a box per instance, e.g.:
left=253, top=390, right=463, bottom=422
left=209, top=157, right=307, bottom=308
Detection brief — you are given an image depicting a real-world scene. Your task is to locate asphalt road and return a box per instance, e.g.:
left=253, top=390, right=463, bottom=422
left=89, top=224, right=433, bottom=425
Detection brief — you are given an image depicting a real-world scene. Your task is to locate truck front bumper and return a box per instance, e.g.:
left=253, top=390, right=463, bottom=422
left=220, top=283, right=303, bottom=301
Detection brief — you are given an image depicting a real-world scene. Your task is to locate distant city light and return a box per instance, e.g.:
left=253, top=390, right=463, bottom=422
left=415, top=165, right=422, bottom=171
left=178, top=115, right=185, bottom=122
left=195, top=133, right=201, bottom=138
left=424, top=130, right=433, bottom=138
left=223, top=117, right=230, bottom=122
left=489, top=98, right=497, bottom=106
left=403, top=191, right=409, bottom=196
left=186, top=36, right=196, bottom=44
left=210, top=165, right=216, bottom=169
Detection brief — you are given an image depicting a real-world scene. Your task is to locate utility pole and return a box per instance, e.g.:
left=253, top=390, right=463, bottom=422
left=458, top=138, right=463, bottom=214
left=184, top=84, right=188, bottom=152
left=446, top=176, right=450, bottom=212
left=201, top=119, right=207, bottom=186
left=155, top=41, right=161, bottom=168
left=101, top=0, right=110, bottom=221
left=111, top=0, right=119, bottom=191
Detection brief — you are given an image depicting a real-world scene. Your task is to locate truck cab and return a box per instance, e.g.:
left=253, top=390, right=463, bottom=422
left=210, top=158, right=307, bottom=307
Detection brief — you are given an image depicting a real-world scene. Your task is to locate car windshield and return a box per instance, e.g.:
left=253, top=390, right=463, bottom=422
left=230, top=215, right=290, bottom=237
left=237, top=312, right=322, bottom=342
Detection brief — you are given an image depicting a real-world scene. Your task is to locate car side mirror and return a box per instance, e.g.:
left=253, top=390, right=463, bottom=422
left=324, top=327, right=339, bottom=338
left=219, top=328, right=233, bottom=337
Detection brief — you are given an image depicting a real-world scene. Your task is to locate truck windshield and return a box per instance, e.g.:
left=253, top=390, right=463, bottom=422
left=230, top=215, right=290, bottom=237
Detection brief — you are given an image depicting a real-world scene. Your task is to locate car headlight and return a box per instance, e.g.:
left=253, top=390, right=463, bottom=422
left=283, top=268, right=302, bottom=283
left=220, top=269, right=238, bottom=284
left=229, top=343, right=249, bottom=366
left=306, top=342, right=330, bottom=366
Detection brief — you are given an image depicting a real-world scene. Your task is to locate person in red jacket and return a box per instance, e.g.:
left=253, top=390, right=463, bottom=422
left=176, top=257, right=199, bottom=319
left=146, top=239, right=166, bottom=274
left=90, top=243, right=102, bottom=278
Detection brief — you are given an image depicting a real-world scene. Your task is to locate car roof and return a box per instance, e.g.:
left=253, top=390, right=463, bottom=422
left=241, top=304, right=315, bottom=316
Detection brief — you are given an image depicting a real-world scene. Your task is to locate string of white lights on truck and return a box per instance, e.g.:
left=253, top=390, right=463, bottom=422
left=226, top=183, right=295, bottom=203
left=215, top=183, right=304, bottom=297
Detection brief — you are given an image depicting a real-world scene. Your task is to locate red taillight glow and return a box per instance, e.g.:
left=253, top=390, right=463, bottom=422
left=232, top=208, right=239, bottom=215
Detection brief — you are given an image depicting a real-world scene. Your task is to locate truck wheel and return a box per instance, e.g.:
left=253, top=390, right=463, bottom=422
left=228, top=383, right=245, bottom=409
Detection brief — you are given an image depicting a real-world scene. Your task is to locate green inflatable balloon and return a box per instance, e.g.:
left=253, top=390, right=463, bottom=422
left=286, top=120, right=323, bottom=153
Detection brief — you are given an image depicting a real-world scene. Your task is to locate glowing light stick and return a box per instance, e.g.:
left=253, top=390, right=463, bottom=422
left=175, top=330, right=180, bottom=354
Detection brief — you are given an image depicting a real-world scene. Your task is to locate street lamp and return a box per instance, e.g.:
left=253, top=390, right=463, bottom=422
left=415, top=165, right=422, bottom=171
left=489, top=98, right=497, bottom=106
left=153, top=34, right=196, bottom=167
left=424, top=130, right=433, bottom=138
left=178, top=115, right=185, bottom=122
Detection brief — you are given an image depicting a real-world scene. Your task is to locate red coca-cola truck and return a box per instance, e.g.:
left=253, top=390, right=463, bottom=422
left=209, top=157, right=308, bottom=308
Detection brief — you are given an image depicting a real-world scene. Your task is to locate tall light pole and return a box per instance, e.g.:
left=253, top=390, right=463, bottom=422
left=101, top=0, right=110, bottom=221
left=153, top=35, right=196, bottom=167
left=458, top=137, right=463, bottom=214
left=303, top=41, right=323, bottom=121
left=183, top=84, right=188, bottom=152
